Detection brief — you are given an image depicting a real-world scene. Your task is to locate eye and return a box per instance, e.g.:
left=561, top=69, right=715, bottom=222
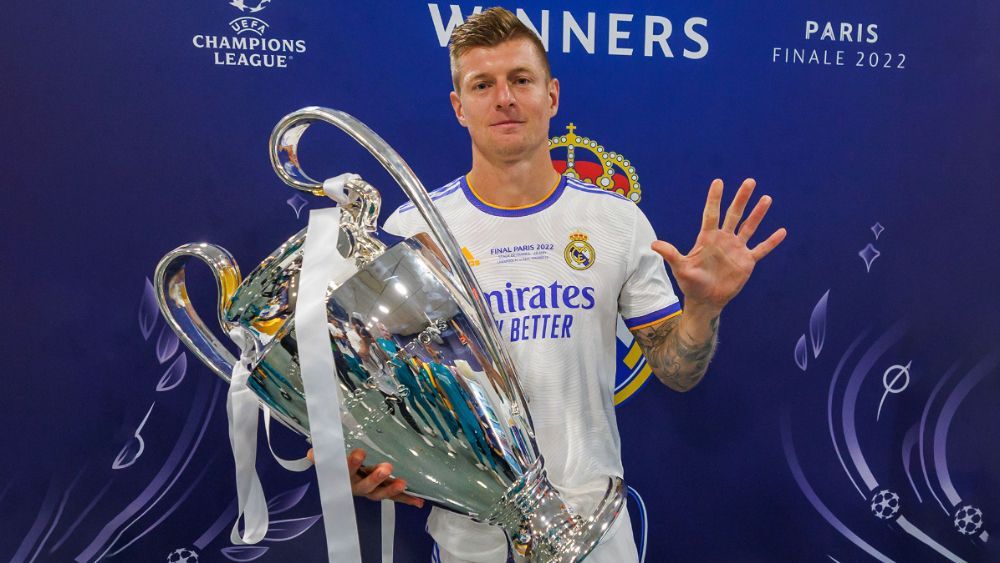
left=473, top=82, right=489, bottom=91
left=515, top=77, right=531, bottom=85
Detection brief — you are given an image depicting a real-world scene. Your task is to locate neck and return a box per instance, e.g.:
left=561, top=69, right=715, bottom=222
left=466, top=144, right=560, bottom=208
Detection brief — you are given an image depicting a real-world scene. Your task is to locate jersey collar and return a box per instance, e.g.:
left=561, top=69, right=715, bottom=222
left=461, top=174, right=567, bottom=217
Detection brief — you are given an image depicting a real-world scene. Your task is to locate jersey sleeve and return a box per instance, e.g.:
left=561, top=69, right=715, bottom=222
left=381, top=207, right=406, bottom=237
left=383, top=177, right=464, bottom=238
left=618, top=206, right=681, bottom=330
left=382, top=205, right=430, bottom=238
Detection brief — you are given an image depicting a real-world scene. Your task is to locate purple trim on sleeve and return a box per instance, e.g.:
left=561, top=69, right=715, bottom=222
left=623, top=302, right=682, bottom=329
left=565, top=178, right=629, bottom=200
left=397, top=178, right=463, bottom=214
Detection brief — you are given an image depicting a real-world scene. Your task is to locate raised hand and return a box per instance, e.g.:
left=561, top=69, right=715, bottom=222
left=651, top=178, right=786, bottom=314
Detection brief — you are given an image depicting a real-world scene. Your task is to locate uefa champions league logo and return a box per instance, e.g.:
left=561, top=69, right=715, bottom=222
left=229, top=0, right=270, bottom=35
left=191, top=0, right=306, bottom=67
left=953, top=505, right=984, bottom=536
left=229, top=0, right=270, bottom=13
left=166, top=547, right=199, bottom=562
left=869, top=489, right=901, bottom=521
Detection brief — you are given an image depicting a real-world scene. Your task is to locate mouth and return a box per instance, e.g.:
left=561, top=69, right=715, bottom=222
left=490, top=120, right=524, bottom=127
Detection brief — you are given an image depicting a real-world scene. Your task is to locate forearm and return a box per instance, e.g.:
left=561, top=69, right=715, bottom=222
left=633, top=303, right=720, bottom=392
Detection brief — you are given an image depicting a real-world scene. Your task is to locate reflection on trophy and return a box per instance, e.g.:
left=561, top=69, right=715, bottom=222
left=154, top=107, right=624, bottom=561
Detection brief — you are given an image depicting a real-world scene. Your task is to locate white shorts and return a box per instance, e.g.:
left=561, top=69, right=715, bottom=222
left=433, top=508, right=639, bottom=563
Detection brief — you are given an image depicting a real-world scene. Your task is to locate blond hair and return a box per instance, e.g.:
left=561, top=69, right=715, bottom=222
left=448, top=7, right=551, bottom=91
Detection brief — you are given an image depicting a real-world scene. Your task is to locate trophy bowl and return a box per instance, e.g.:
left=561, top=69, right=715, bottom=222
left=154, top=107, right=625, bottom=561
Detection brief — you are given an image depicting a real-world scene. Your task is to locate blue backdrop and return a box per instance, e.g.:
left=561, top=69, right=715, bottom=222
left=3, top=1, right=999, bottom=561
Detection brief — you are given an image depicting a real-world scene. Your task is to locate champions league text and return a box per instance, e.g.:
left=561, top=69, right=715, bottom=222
left=486, top=281, right=595, bottom=342
left=191, top=35, right=306, bottom=68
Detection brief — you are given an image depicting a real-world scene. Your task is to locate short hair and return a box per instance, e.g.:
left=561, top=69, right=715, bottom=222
left=448, top=7, right=551, bottom=91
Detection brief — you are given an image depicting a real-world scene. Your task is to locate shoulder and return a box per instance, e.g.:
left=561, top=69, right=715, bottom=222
left=383, top=176, right=465, bottom=236
left=393, top=177, right=464, bottom=215
left=562, top=177, right=635, bottom=211
left=559, top=177, right=644, bottom=227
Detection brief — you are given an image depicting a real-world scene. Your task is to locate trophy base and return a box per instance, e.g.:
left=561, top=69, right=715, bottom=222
left=484, top=459, right=627, bottom=562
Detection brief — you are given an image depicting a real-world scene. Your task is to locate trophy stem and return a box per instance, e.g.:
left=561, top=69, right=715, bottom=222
left=485, top=459, right=626, bottom=562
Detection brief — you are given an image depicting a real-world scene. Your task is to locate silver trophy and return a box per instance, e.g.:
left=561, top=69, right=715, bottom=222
left=154, top=107, right=625, bottom=561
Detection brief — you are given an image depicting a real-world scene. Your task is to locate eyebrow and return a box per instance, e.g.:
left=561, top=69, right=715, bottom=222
left=465, top=66, right=538, bottom=84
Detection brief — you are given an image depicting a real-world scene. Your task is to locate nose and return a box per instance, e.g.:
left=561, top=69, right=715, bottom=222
left=494, top=81, right=516, bottom=108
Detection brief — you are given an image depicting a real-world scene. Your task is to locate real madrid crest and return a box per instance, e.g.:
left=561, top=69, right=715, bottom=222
left=564, top=231, right=595, bottom=270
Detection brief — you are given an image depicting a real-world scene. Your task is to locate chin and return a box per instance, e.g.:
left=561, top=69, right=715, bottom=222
left=475, top=137, right=521, bottom=157
left=474, top=132, right=544, bottom=160
left=495, top=135, right=546, bottom=155
left=493, top=142, right=530, bottom=156
left=501, top=147, right=545, bottom=163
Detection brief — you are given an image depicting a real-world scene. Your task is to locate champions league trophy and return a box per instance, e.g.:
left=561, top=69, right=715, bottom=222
left=154, top=107, right=625, bottom=561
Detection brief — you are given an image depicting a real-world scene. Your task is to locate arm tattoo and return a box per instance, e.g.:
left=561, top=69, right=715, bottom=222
left=633, top=315, right=720, bottom=392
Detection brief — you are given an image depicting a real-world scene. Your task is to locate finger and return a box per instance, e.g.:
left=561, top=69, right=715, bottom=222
left=650, top=240, right=683, bottom=270
left=737, top=195, right=773, bottom=243
left=722, top=178, right=755, bottom=233
left=366, top=478, right=409, bottom=502
left=750, top=228, right=787, bottom=261
left=306, top=448, right=314, bottom=465
left=390, top=492, right=426, bottom=508
left=346, top=449, right=365, bottom=474
left=353, top=463, right=392, bottom=495
left=701, top=179, right=724, bottom=232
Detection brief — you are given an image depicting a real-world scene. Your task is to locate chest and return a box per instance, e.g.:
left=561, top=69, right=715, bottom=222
left=455, top=214, right=624, bottom=285
left=444, top=214, right=628, bottom=345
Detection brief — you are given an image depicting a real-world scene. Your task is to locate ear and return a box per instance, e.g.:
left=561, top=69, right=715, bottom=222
left=450, top=91, right=467, bottom=128
left=548, top=77, right=560, bottom=118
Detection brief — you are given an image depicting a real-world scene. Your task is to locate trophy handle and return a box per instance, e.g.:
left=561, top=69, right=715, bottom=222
left=268, top=106, right=529, bottom=419
left=154, top=243, right=243, bottom=382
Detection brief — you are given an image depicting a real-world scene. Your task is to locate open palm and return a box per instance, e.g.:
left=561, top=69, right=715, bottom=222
left=652, top=178, right=786, bottom=312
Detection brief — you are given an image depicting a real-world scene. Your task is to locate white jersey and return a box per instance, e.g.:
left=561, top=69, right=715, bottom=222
left=383, top=174, right=680, bottom=560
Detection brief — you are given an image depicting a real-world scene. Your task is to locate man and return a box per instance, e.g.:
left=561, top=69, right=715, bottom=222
left=330, top=7, right=785, bottom=562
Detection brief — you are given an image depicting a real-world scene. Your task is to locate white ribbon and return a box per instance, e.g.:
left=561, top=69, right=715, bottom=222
left=226, top=327, right=270, bottom=544
left=381, top=500, right=395, bottom=562
left=296, top=205, right=363, bottom=562
left=226, top=329, right=317, bottom=547
left=320, top=172, right=397, bottom=563
left=224, top=178, right=397, bottom=561
left=263, top=409, right=313, bottom=472
left=322, top=172, right=360, bottom=205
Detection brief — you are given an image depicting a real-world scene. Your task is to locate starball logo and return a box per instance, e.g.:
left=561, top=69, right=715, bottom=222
left=230, top=0, right=270, bottom=13
left=229, top=0, right=269, bottom=36
left=191, top=1, right=307, bottom=69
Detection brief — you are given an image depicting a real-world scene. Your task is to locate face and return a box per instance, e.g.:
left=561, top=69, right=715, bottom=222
left=450, top=37, right=559, bottom=162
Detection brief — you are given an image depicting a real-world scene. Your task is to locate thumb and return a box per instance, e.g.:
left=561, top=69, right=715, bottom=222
left=651, top=240, right=682, bottom=269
